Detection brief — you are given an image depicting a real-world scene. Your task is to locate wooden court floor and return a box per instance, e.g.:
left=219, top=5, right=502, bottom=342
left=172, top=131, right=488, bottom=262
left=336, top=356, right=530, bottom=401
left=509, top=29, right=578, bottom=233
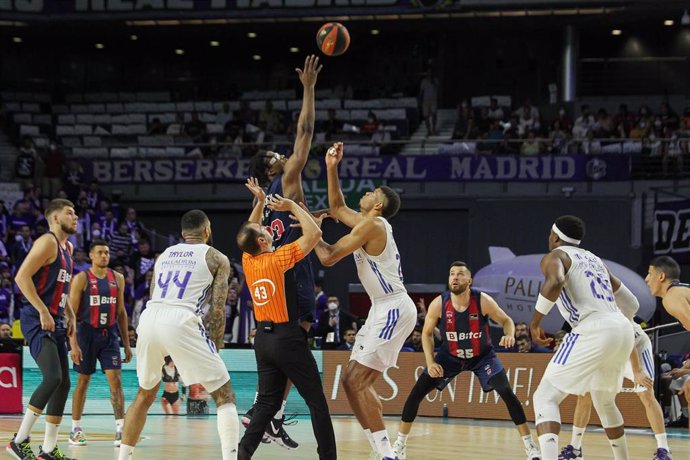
left=1, top=415, right=689, bottom=459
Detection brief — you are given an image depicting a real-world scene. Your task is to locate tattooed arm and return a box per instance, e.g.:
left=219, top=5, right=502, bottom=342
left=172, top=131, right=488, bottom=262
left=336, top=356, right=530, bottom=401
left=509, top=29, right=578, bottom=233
left=205, top=247, right=230, bottom=350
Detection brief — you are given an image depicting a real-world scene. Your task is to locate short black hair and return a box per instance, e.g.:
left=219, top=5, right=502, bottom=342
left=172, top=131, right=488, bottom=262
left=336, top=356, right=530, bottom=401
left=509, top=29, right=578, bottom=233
left=237, top=221, right=262, bottom=255
left=650, top=256, right=681, bottom=281
left=89, top=239, right=109, bottom=251
left=450, top=260, right=470, bottom=273
left=516, top=334, right=530, bottom=342
left=554, top=215, right=585, bottom=243
left=249, top=150, right=271, bottom=187
left=379, top=186, right=401, bottom=219
left=181, top=209, right=209, bottom=233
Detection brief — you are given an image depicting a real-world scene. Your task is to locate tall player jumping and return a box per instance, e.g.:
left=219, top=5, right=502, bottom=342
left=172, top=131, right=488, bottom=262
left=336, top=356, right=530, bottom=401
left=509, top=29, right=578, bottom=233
left=67, top=239, right=132, bottom=447
left=7, top=199, right=78, bottom=460
left=310, top=142, right=416, bottom=460
left=245, top=54, right=322, bottom=449
left=530, top=215, right=637, bottom=460
left=118, top=210, right=239, bottom=460
left=393, top=261, right=541, bottom=460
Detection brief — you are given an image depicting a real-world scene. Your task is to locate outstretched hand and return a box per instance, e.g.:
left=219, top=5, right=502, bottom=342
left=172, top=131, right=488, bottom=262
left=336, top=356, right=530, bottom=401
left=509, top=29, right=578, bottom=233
left=295, top=55, right=323, bottom=88
left=325, top=141, right=343, bottom=168
left=245, top=177, right=266, bottom=202
left=266, top=194, right=294, bottom=212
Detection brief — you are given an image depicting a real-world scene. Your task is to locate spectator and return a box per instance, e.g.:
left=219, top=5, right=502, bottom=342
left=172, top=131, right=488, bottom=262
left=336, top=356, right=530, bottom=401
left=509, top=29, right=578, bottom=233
left=258, top=100, right=284, bottom=134
left=237, top=100, right=257, bottom=127
left=41, top=142, right=64, bottom=198
left=487, top=98, right=505, bottom=121
left=553, top=330, right=567, bottom=351
left=10, top=224, right=32, bottom=267
left=520, top=130, right=542, bottom=155
left=166, top=113, right=185, bottom=136
left=322, top=108, right=343, bottom=141
left=127, top=325, right=137, bottom=348
left=554, top=106, right=573, bottom=133
left=10, top=200, right=34, bottom=231
left=0, top=281, right=11, bottom=323
left=63, top=160, right=85, bottom=201
left=130, top=238, right=155, bottom=285
left=514, top=321, right=529, bottom=339
left=0, top=200, right=10, bottom=241
left=514, top=97, right=540, bottom=123
left=124, top=207, right=142, bottom=237
left=109, top=221, right=133, bottom=261
left=681, top=107, right=690, bottom=130
left=316, top=295, right=357, bottom=350
left=314, top=280, right=328, bottom=319
left=147, top=117, right=166, bottom=136
left=548, top=119, right=569, bottom=154
left=337, top=328, right=357, bottom=351
left=614, top=104, right=636, bottom=137
left=660, top=102, right=680, bottom=135
left=594, top=109, right=615, bottom=137
left=0, top=322, right=11, bottom=339
left=517, top=107, right=539, bottom=137
left=452, top=102, right=476, bottom=140
left=14, top=136, right=37, bottom=187
left=403, top=327, right=423, bottom=352
left=360, top=111, right=380, bottom=135
left=224, top=287, right=239, bottom=343
left=477, top=107, right=492, bottom=135
left=185, top=112, right=206, bottom=143
left=0, top=239, right=8, bottom=267
left=662, top=132, right=687, bottom=177
left=218, top=128, right=244, bottom=158
left=516, top=334, right=552, bottom=353
left=99, top=209, right=118, bottom=241
left=418, top=70, right=439, bottom=136
left=72, top=248, right=90, bottom=274
left=572, top=104, right=595, bottom=140
left=630, top=117, right=651, bottom=140
left=216, top=102, right=234, bottom=128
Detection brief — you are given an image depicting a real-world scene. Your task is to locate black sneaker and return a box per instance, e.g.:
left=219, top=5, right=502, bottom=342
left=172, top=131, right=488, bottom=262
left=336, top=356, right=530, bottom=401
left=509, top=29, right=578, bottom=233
left=6, top=434, right=36, bottom=460
left=242, top=406, right=271, bottom=444
left=666, top=416, right=688, bottom=428
left=265, top=415, right=299, bottom=450
left=36, top=446, right=76, bottom=460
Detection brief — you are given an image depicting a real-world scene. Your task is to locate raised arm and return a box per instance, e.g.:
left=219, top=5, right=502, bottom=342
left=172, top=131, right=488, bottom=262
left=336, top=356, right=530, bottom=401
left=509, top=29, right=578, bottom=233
left=480, top=292, right=515, bottom=348
left=245, top=177, right=267, bottom=224
left=205, top=248, right=230, bottom=351
left=15, top=234, right=58, bottom=332
left=423, top=296, right=443, bottom=378
left=114, top=271, right=132, bottom=363
left=282, top=55, right=322, bottom=197
left=325, top=142, right=364, bottom=228
left=267, top=195, right=322, bottom=255
left=313, top=218, right=378, bottom=267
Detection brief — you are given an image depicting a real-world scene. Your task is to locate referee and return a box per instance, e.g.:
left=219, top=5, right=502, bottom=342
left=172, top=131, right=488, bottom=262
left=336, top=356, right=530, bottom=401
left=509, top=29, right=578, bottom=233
left=236, top=188, right=336, bottom=460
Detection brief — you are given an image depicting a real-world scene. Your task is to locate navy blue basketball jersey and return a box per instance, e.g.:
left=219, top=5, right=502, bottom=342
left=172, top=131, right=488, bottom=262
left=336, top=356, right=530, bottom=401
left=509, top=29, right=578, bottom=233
left=263, top=176, right=315, bottom=318
left=78, top=269, right=118, bottom=329
left=438, top=288, right=493, bottom=360
left=29, top=233, right=73, bottom=319
left=669, top=281, right=690, bottom=290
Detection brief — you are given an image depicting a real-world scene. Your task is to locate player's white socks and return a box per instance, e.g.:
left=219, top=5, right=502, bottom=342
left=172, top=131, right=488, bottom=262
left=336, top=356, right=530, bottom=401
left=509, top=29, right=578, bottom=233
left=608, top=434, right=629, bottom=460
left=118, top=444, right=134, bottom=459
left=373, top=429, right=396, bottom=458
left=71, top=419, right=81, bottom=431
left=396, top=432, right=409, bottom=446
left=364, top=429, right=378, bottom=452
left=274, top=399, right=287, bottom=419
left=655, top=433, right=669, bottom=451
left=521, top=434, right=536, bottom=450
left=217, top=403, right=239, bottom=460
left=43, top=422, right=59, bottom=453
left=15, top=408, right=40, bottom=442
left=538, top=433, right=559, bottom=460
left=116, top=418, right=124, bottom=432
left=570, top=426, right=585, bottom=449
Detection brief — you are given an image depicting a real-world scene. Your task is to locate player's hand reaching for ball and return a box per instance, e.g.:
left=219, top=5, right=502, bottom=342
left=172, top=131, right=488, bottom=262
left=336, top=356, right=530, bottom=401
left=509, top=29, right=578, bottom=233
left=267, top=194, right=294, bottom=212
left=296, top=55, right=323, bottom=89
left=427, top=362, right=444, bottom=378
left=499, top=335, right=515, bottom=349
left=245, top=177, right=266, bottom=203
left=325, top=142, right=343, bottom=168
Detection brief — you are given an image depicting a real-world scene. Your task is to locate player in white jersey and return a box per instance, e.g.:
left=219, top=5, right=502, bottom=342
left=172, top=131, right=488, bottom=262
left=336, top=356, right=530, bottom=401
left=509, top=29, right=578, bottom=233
left=311, top=142, right=416, bottom=460
left=529, top=215, right=636, bottom=460
left=118, top=210, right=239, bottom=460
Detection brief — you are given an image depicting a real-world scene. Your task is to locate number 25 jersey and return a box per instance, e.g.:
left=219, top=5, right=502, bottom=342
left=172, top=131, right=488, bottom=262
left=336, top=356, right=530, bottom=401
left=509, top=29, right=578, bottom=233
left=554, top=245, right=620, bottom=328
left=148, top=243, right=213, bottom=316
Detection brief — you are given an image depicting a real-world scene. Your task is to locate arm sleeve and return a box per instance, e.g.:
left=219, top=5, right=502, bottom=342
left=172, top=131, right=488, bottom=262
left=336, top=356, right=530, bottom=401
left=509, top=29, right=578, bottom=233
left=614, top=282, right=639, bottom=320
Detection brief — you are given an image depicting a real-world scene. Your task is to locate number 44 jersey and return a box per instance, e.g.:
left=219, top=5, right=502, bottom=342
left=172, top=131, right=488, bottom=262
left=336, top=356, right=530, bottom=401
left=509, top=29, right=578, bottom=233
left=553, top=245, right=620, bottom=328
left=148, top=243, right=213, bottom=316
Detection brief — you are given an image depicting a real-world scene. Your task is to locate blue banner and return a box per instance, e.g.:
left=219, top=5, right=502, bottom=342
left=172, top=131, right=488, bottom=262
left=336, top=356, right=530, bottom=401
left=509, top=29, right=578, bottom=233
left=77, top=154, right=630, bottom=184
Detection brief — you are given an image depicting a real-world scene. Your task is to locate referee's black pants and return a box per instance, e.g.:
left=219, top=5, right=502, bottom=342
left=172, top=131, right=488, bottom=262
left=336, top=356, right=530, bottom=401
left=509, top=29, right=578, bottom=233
left=238, top=321, right=337, bottom=460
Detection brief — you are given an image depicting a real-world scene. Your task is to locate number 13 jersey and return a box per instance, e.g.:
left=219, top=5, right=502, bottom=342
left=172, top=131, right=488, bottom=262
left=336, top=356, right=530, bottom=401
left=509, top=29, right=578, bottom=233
left=554, top=245, right=620, bottom=328
left=148, top=243, right=213, bottom=316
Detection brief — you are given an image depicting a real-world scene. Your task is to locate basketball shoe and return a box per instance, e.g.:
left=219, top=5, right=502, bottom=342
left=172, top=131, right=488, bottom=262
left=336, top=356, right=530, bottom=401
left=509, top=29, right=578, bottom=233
left=558, top=445, right=583, bottom=460
left=67, top=428, right=86, bottom=446
left=653, top=448, right=672, bottom=459
left=37, top=445, right=76, bottom=460
left=393, top=439, right=406, bottom=460
left=241, top=406, right=271, bottom=444
left=266, top=416, right=299, bottom=449
left=6, top=434, right=37, bottom=460
left=525, top=444, right=541, bottom=460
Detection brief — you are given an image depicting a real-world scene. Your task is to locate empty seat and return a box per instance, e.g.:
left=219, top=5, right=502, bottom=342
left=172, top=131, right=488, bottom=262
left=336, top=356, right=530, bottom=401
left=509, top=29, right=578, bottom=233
left=56, top=125, right=76, bottom=136
left=13, top=113, right=32, bottom=124
left=19, top=125, right=40, bottom=136
left=83, top=136, right=102, bottom=147
left=33, top=114, right=52, bottom=125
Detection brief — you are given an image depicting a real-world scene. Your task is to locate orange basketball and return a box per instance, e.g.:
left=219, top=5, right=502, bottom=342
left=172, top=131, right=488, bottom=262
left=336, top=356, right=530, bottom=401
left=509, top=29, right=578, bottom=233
left=316, top=22, right=350, bottom=57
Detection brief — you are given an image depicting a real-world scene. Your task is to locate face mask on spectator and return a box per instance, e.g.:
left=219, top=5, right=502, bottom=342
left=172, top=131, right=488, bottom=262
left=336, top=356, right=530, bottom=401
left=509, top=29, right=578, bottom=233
left=639, top=121, right=646, bottom=128
left=92, top=230, right=101, bottom=238
left=328, top=302, right=338, bottom=311
left=654, top=120, right=662, bottom=127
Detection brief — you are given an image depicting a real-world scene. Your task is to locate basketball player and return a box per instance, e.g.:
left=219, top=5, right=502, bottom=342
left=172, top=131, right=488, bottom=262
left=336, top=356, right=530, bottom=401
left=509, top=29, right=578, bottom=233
left=237, top=192, right=335, bottom=459
left=645, top=255, right=690, bottom=434
left=117, top=210, right=239, bottom=460
left=530, top=215, right=636, bottom=460
left=393, top=261, right=541, bottom=460
left=244, top=55, right=322, bottom=448
left=6, top=198, right=78, bottom=460
left=310, top=141, right=417, bottom=460
left=67, top=239, right=131, bottom=447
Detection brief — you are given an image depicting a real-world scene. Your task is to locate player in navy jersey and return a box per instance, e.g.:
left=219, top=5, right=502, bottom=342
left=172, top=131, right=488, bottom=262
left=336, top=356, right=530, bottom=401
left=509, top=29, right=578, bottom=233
left=67, top=239, right=131, bottom=447
left=7, top=198, right=78, bottom=460
left=244, top=55, right=322, bottom=449
left=392, top=261, right=541, bottom=460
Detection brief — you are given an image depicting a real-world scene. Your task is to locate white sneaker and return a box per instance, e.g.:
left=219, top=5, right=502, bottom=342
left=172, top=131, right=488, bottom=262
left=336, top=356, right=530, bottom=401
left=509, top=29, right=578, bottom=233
left=526, top=445, right=541, bottom=460
left=393, top=440, right=407, bottom=460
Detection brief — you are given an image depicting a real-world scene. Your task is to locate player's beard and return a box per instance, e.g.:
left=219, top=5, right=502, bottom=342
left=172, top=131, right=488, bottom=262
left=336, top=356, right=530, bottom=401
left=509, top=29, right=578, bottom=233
left=450, top=283, right=469, bottom=295
left=61, top=221, right=77, bottom=235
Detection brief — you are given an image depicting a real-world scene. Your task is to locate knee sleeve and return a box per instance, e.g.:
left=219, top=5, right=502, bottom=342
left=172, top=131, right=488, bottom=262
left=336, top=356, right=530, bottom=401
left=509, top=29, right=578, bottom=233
left=590, top=390, right=623, bottom=428
left=401, top=373, right=437, bottom=423
left=29, top=338, right=64, bottom=411
left=490, top=371, right=527, bottom=426
left=45, top=347, right=71, bottom=417
left=533, top=379, right=567, bottom=426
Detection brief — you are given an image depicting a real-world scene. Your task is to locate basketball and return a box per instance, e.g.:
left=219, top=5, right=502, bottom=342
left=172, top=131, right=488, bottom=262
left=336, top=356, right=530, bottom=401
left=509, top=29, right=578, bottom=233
left=316, top=22, right=350, bottom=57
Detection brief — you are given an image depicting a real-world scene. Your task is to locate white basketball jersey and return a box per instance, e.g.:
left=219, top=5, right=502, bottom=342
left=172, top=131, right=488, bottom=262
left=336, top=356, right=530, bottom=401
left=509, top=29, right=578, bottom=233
left=554, top=246, right=620, bottom=327
left=147, top=243, right=214, bottom=316
left=353, top=217, right=406, bottom=300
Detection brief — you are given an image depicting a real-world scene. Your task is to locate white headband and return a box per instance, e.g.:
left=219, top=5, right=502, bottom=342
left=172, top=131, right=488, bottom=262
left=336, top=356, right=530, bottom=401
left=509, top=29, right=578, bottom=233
left=552, top=224, right=581, bottom=245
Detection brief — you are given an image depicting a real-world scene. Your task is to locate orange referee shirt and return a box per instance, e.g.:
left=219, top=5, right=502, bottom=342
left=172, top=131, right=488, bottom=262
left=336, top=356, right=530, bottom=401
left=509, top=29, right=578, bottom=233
left=242, top=241, right=305, bottom=323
